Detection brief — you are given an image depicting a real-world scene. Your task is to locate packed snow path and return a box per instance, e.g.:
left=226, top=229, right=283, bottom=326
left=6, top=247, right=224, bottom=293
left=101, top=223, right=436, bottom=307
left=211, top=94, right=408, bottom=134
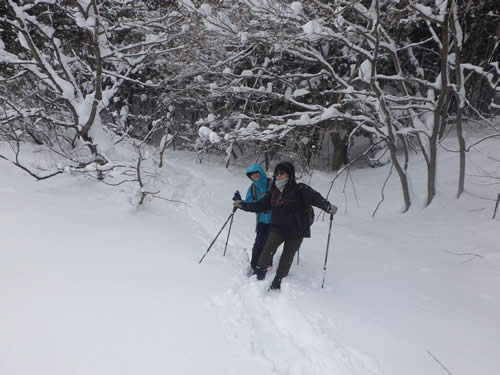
left=212, top=281, right=380, bottom=375
left=1, top=147, right=499, bottom=375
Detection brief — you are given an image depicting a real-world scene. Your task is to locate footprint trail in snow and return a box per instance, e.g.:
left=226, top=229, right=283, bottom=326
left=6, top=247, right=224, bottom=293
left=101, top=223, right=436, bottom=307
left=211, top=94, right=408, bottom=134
left=212, top=279, right=380, bottom=375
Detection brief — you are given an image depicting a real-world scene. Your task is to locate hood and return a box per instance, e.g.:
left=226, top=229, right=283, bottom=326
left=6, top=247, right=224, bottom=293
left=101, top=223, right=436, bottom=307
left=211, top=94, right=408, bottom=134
left=246, top=163, right=269, bottom=191
left=273, top=161, right=296, bottom=186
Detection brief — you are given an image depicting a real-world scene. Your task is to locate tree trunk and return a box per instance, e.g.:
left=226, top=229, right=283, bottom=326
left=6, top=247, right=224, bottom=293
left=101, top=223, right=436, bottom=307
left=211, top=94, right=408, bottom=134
left=450, top=1, right=466, bottom=198
left=329, top=131, right=347, bottom=171
left=427, top=0, right=453, bottom=206
left=438, top=95, right=452, bottom=140
left=372, top=0, right=411, bottom=212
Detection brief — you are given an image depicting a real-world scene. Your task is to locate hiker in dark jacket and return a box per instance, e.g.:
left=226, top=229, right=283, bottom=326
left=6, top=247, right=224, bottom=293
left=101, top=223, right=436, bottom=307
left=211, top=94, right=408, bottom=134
left=244, top=163, right=272, bottom=274
left=233, top=161, right=337, bottom=290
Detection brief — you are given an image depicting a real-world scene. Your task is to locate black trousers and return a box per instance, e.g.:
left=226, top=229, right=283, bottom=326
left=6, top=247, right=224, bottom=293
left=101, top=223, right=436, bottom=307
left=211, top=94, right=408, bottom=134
left=257, top=231, right=303, bottom=280
left=250, top=222, right=271, bottom=269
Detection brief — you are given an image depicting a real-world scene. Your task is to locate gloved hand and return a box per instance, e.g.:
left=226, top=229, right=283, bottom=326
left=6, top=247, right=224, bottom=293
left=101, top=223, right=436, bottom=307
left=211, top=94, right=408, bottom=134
left=233, top=200, right=244, bottom=209
left=233, top=190, right=242, bottom=201
left=327, top=204, right=338, bottom=215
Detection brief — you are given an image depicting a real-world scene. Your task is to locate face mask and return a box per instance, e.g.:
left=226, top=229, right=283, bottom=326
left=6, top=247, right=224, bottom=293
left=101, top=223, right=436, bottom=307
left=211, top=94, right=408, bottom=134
left=275, top=178, right=288, bottom=191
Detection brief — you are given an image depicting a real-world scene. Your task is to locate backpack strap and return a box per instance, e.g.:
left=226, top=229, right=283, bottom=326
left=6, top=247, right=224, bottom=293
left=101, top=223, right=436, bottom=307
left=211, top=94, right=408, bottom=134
left=251, top=184, right=257, bottom=201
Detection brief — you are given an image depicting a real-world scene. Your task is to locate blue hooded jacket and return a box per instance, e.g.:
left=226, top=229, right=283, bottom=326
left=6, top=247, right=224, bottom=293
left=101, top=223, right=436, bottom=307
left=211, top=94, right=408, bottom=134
left=244, top=164, right=272, bottom=224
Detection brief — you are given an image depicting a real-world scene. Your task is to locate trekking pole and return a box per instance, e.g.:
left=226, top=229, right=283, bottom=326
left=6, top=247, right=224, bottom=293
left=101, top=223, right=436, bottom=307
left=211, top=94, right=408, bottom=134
left=297, top=249, right=300, bottom=265
left=223, top=206, right=237, bottom=256
left=199, top=210, right=236, bottom=263
left=321, top=213, right=334, bottom=288
left=199, top=190, right=241, bottom=263
left=223, top=190, right=242, bottom=256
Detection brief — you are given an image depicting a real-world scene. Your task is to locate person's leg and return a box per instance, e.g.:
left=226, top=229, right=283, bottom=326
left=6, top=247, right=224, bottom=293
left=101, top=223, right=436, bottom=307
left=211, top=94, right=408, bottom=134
left=255, top=231, right=284, bottom=280
left=274, top=236, right=303, bottom=281
left=250, top=223, right=271, bottom=270
left=262, top=223, right=272, bottom=268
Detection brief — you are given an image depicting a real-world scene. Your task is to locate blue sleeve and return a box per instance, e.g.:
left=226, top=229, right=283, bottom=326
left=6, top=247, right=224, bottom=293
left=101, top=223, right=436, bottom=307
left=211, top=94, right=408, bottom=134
left=244, top=186, right=253, bottom=203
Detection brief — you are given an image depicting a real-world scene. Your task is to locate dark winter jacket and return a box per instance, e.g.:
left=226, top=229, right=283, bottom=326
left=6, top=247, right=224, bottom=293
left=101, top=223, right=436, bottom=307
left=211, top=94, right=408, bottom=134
left=240, top=162, right=331, bottom=238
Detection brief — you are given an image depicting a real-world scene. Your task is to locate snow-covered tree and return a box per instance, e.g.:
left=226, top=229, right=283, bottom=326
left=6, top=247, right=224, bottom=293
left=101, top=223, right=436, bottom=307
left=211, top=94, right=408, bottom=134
left=182, top=0, right=499, bottom=211
left=1, top=0, right=498, bottom=211
left=0, top=0, right=184, bottom=183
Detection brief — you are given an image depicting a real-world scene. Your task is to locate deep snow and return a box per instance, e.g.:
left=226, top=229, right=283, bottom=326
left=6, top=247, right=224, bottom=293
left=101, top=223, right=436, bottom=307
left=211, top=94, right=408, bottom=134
left=1, top=139, right=499, bottom=375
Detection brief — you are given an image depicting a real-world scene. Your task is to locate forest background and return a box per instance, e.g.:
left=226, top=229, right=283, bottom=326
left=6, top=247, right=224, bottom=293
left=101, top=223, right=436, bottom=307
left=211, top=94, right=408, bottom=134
left=0, top=0, right=499, bottom=211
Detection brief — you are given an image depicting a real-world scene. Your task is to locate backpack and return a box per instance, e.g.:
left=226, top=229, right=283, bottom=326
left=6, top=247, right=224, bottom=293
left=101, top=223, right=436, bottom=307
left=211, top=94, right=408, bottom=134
left=298, top=184, right=315, bottom=226
left=251, top=177, right=273, bottom=201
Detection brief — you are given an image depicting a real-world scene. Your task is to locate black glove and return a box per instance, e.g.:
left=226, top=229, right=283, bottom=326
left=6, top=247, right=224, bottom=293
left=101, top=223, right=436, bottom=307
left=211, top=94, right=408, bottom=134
left=233, top=190, right=242, bottom=201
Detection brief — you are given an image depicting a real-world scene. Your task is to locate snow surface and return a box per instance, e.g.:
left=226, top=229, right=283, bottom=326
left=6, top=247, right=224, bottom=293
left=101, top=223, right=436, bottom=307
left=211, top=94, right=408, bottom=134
left=1, top=137, right=500, bottom=375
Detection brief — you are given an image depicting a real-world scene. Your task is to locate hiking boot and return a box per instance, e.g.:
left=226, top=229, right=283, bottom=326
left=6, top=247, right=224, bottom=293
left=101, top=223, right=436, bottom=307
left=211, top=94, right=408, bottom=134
left=254, top=266, right=267, bottom=280
left=269, top=278, right=281, bottom=290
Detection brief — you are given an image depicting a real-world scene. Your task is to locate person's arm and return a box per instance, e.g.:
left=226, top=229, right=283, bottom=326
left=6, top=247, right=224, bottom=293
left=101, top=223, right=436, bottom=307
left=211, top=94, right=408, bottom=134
left=237, top=190, right=272, bottom=213
left=300, top=183, right=337, bottom=214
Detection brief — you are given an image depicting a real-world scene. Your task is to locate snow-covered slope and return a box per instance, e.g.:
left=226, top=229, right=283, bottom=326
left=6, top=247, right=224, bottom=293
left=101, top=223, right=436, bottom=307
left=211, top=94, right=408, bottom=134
left=1, top=141, right=499, bottom=375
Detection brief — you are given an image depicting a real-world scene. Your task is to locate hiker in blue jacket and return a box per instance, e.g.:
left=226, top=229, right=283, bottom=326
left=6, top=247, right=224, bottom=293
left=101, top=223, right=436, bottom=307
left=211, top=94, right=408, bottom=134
left=244, top=163, right=273, bottom=274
